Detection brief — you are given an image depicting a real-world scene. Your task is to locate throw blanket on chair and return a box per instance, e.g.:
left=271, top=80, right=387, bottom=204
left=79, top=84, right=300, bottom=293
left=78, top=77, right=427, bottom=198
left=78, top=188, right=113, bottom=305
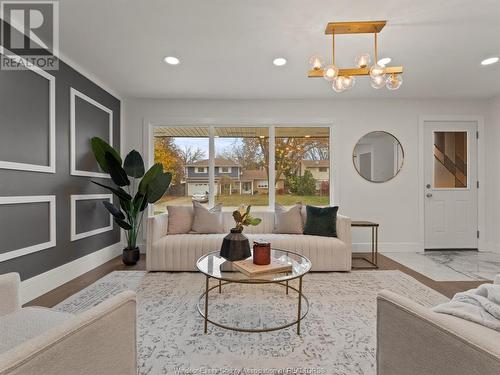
left=432, top=283, right=500, bottom=331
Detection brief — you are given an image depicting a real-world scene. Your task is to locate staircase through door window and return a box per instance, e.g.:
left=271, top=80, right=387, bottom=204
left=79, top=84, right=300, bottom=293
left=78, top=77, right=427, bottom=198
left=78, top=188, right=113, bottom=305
left=433, top=131, right=467, bottom=188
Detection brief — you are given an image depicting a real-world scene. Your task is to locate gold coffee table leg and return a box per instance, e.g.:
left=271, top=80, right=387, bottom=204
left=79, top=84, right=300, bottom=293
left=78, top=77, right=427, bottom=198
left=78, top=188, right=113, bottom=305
left=204, top=276, right=209, bottom=334
left=297, top=276, right=303, bottom=335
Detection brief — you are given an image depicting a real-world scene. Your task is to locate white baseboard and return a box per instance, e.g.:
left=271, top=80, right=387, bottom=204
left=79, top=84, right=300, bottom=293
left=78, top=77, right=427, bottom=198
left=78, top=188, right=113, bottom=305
left=352, top=242, right=421, bottom=253
left=483, top=241, right=500, bottom=253
left=21, top=242, right=122, bottom=304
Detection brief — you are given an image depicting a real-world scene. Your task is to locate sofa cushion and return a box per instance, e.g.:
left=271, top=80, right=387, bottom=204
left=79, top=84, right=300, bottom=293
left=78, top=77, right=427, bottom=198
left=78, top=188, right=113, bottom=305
left=192, top=202, right=224, bottom=234
left=303, top=205, right=338, bottom=237
left=274, top=204, right=303, bottom=234
left=167, top=205, right=194, bottom=234
left=0, top=307, right=74, bottom=354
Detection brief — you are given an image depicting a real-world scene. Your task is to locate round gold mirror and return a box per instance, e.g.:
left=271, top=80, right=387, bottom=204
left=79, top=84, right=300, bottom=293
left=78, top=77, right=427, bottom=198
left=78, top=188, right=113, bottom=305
left=353, top=131, right=404, bottom=183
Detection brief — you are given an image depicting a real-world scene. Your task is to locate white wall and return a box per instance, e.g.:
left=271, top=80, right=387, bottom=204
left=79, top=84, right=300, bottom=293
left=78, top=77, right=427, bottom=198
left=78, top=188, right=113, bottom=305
left=123, top=98, right=491, bottom=252
left=485, top=96, right=500, bottom=253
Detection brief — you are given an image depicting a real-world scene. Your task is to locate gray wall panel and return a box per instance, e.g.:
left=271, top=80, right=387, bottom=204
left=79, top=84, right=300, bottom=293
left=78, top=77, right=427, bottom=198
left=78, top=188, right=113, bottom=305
left=75, top=199, right=110, bottom=234
left=0, top=44, right=121, bottom=281
left=74, top=97, right=111, bottom=172
left=0, top=202, right=50, bottom=254
left=0, top=68, right=50, bottom=165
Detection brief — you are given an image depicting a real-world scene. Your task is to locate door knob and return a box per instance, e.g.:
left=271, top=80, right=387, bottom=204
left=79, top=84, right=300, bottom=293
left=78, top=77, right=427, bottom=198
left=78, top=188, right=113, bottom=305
left=426, top=193, right=433, bottom=198
left=426, top=184, right=431, bottom=189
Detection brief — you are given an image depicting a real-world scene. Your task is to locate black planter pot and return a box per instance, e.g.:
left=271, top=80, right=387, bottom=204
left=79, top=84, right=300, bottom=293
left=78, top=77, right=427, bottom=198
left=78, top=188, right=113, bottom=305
left=220, top=228, right=251, bottom=261
left=122, top=247, right=140, bottom=265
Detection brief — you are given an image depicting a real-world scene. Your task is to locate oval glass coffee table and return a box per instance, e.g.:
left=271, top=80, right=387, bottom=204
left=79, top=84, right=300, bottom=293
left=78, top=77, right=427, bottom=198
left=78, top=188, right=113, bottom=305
left=196, top=249, right=311, bottom=335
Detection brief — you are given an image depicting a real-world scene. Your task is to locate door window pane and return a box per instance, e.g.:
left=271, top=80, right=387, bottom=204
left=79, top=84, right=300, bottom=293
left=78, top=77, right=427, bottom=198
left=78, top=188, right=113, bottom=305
left=433, top=131, right=467, bottom=188
left=153, top=127, right=209, bottom=213
left=214, top=127, right=269, bottom=209
left=275, top=127, right=330, bottom=207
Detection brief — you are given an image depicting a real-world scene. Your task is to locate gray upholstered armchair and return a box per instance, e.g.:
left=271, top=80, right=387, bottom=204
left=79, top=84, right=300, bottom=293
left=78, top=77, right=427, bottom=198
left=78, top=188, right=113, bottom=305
left=0, top=273, right=137, bottom=375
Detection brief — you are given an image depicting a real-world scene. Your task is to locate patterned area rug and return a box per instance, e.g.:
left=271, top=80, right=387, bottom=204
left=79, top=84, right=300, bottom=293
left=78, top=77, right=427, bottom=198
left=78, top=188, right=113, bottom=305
left=55, top=270, right=447, bottom=375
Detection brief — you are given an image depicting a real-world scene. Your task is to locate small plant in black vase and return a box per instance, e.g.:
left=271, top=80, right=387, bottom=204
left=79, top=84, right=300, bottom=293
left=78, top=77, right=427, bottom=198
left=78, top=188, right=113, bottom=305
left=220, top=205, right=261, bottom=261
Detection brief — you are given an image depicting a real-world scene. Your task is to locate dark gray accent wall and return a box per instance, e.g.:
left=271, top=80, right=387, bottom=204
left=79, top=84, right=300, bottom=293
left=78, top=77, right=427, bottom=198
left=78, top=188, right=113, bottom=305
left=75, top=199, right=111, bottom=234
left=0, top=54, right=121, bottom=280
left=74, top=96, right=111, bottom=172
left=0, top=202, right=50, bottom=254
left=0, top=67, right=50, bottom=165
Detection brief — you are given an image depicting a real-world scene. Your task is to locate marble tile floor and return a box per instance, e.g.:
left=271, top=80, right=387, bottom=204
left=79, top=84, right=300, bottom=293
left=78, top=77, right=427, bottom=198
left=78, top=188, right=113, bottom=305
left=384, top=250, right=500, bottom=282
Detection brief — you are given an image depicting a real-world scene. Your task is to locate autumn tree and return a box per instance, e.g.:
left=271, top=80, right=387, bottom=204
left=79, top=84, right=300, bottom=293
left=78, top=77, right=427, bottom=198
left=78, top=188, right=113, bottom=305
left=154, top=137, right=184, bottom=185
left=179, top=146, right=205, bottom=165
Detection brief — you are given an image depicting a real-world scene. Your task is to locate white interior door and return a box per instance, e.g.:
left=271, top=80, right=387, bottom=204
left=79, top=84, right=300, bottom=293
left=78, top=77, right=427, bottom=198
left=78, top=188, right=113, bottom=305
left=424, top=121, right=478, bottom=249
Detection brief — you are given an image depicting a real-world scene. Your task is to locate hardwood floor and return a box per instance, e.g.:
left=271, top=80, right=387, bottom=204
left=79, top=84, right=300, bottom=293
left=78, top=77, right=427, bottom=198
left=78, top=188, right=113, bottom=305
left=26, top=253, right=485, bottom=308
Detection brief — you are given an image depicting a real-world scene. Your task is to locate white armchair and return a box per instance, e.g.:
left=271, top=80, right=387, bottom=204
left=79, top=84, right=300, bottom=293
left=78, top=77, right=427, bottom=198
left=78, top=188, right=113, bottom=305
left=0, top=273, right=137, bottom=375
left=377, top=276, right=500, bottom=375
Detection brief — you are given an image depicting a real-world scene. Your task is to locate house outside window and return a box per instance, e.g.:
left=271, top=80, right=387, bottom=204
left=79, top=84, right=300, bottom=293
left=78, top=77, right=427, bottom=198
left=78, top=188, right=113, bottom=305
left=220, top=167, right=231, bottom=173
left=196, top=167, right=206, bottom=173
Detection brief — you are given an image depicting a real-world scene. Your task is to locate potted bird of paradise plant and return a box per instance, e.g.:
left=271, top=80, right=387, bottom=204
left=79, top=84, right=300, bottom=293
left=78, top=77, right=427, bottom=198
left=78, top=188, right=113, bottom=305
left=90, top=137, right=172, bottom=265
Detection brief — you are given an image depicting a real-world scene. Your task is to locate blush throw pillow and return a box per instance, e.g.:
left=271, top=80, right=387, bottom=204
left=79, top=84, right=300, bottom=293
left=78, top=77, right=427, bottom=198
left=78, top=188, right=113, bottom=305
left=167, top=206, right=194, bottom=234
left=191, top=201, right=224, bottom=234
left=303, top=205, right=338, bottom=237
left=274, top=203, right=303, bottom=234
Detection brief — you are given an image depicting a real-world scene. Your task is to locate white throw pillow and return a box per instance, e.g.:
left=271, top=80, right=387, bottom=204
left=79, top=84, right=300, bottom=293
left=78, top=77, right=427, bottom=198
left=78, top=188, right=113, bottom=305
left=191, top=201, right=224, bottom=234
left=274, top=203, right=303, bottom=234
left=167, top=206, right=194, bottom=234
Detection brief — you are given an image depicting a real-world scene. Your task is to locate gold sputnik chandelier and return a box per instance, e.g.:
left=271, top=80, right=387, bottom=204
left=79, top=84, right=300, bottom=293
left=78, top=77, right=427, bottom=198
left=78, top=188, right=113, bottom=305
left=308, top=21, right=404, bottom=92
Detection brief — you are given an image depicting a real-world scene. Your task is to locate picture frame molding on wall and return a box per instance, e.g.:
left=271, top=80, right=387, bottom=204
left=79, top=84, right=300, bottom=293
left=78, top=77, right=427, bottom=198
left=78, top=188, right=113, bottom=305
left=0, top=47, right=56, bottom=174
left=70, top=87, right=113, bottom=178
left=70, top=194, right=113, bottom=241
left=0, top=195, right=57, bottom=262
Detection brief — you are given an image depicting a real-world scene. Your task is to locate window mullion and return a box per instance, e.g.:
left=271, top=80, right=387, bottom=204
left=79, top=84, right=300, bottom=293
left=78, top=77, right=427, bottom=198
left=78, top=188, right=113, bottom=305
left=208, top=126, right=215, bottom=207
left=269, top=125, right=276, bottom=210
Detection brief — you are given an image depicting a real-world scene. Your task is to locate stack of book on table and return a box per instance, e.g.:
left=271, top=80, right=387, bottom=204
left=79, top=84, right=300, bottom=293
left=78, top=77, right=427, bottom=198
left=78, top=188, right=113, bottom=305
left=232, top=258, right=292, bottom=276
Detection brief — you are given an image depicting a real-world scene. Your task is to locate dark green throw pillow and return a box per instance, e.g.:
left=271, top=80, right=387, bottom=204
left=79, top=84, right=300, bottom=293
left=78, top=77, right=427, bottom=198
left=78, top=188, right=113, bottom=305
left=303, top=205, right=338, bottom=237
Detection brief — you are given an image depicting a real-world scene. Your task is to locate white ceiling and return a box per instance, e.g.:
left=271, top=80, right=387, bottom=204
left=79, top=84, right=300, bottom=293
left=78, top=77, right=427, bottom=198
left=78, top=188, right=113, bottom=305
left=58, top=0, right=500, bottom=99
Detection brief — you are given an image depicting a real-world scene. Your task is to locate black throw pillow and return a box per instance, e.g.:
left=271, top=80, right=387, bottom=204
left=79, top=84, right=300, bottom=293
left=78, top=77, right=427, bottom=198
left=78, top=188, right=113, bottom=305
left=303, top=205, right=338, bottom=237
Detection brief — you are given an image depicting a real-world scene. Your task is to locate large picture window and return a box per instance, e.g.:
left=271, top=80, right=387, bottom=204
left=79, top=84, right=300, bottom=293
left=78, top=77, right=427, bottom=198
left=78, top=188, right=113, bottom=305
left=215, top=127, right=269, bottom=208
left=275, top=127, right=330, bottom=207
left=152, top=125, right=331, bottom=213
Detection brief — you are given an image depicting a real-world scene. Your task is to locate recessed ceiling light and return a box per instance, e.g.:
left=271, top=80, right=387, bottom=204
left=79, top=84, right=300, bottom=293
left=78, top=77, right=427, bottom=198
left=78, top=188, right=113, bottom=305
left=481, top=57, right=499, bottom=66
left=377, top=57, right=392, bottom=66
left=164, top=56, right=180, bottom=65
left=273, top=57, right=287, bottom=66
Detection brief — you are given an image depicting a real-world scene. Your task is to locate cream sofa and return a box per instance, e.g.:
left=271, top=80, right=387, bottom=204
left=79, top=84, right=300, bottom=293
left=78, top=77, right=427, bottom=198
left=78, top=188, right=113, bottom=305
left=0, top=273, right=137, bottom=375
left=377, top=284, right=500, bottom=375
left=147, top=210, right=351, bottom=271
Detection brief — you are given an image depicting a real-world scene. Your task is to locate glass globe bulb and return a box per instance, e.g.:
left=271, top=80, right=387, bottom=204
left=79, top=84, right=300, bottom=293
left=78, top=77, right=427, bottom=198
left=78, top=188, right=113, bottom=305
left=342, top=76, right=355, bottom=90
left=386, top=74, right=403, bottom=90
left=323, top=64, right=339, bottom=81
left=332, top=77, right=346, bottom=92
left=371, top=75, right=386, bottom=89
left=308, top=54, right=325, bottom=71
left=369, top=63, right=386, bottom=79
left=355, top=53, right=371, bottom=68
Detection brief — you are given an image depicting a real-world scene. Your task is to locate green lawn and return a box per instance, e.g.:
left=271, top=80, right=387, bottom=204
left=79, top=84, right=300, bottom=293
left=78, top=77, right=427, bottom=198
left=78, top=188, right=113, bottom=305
left=216, top=194, right=328, bottom=207
left=155, top=194, right=329, bottom=214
